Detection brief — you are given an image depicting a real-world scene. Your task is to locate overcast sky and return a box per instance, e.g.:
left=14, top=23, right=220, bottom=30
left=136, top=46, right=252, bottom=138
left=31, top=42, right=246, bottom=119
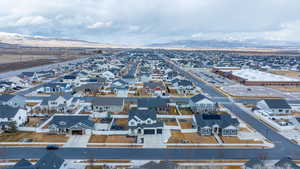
left=0, top=0, right=300, bottom=45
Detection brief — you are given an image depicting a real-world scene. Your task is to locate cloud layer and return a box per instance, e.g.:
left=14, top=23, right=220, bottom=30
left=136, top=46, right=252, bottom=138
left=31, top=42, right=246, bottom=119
left=0, top=0, right=300, bottom=45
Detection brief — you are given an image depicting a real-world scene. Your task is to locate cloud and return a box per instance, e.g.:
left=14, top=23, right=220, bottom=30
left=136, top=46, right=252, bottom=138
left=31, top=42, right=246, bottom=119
left=87, top=21, right=112, bottom=29
left=15, top=16, right=49, bottom=26
left=0, top=0, right=300, bottom=45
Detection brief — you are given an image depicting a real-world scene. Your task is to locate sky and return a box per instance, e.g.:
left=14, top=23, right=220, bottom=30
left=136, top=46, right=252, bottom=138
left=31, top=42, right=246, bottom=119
left=0, top=0, right=300, bottom=45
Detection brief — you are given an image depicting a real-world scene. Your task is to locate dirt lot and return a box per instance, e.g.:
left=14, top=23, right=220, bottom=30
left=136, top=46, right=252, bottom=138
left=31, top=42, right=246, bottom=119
left=167, top=130, right=217, bottom=144
left=0, top=132, right=68, bottom=142
left=178, top=119, right=194, bottom=129
left=180, top=108, right=194, bottom=115
left=161, top=119, right=178, bottom=126
left=221, top=136, right=263, bottom=144
left=25, top=117, right=44, bottom=127
left=89, top=135, right=135, bottom=143
left=115, top=119, right=128, bottom=127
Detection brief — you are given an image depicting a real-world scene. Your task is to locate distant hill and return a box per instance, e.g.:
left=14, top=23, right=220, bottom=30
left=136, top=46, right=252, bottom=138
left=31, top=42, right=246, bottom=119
left=148, top=39, right=300, bottom=49
left=0, top=32, right=118, bottom=48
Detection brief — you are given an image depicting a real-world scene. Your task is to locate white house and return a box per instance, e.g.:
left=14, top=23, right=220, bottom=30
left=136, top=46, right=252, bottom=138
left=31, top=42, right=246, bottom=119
left=128, top=108, right=163, bottom=136
left=257, top=99, right=292, bottom=115
left=0, top=105, right=27, bottom=127
left=189, top=94, right=217, bottom=113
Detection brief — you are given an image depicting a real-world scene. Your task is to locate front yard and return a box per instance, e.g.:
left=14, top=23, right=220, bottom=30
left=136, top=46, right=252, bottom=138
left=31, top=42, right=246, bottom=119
left=0, top=132, right=69, bottom=142
left=167, top=130, right=217, bottom=144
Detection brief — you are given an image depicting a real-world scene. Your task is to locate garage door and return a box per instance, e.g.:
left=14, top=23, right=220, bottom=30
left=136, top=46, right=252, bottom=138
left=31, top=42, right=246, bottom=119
left=144, top=129, right=155, bottom=134
left=157, top=129, right=162, bottom=134
left=71, top=130, right=83, bottom=135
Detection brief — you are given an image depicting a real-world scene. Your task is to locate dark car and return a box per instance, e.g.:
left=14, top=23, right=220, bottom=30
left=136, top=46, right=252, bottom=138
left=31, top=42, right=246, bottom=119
left=46, top=144, right=59, bottom=150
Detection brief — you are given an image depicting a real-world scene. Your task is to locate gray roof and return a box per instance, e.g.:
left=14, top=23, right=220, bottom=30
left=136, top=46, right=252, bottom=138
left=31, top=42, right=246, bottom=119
left=0, top=94, right=17, bottom=102
left=129, top=108, right=157, bottom=121
left=263, top=99, right=291, bottom=109
left=137, top=97, right=169, bottom=108
left=177, top=80, right=193, bottom=86
left=195, top=113, right=239, bottom=128
left=42, top=83, right=69, bottom=89
left=244, top=158, right=264, bottom=168
left=275, top=157, right=300, bottom=169
left=190, top=94, right=212, bottom=103
left=144, top=81, right=165, bottom=89
left=49, top=115, right=95, bottom=129
left=35, top=152, right=64, bottom=169
left=131, top=161, right=177, bottom=169
left=91, top=97, right=124, bottom=106
left=0, top=105, right=20, bottom=119
left=6, top=159, right=34, bottom=169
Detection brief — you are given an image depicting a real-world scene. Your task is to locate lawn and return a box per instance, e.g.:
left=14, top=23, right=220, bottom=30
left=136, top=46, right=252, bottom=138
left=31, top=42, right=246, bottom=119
left=167, top=130, right=217, bottom=144
left=26, top=117, right=43, bottom=127
left=162, top=119, right=178, bottom=126
left=115, top=119, right=128, bottom=127
left=89, top=135, right=135, bottom=143
left=0, top=132, right=68, bottom=142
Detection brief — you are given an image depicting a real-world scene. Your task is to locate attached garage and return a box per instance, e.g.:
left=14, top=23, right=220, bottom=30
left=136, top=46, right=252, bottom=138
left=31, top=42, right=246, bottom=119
left=144, top=129, right=155, bottom=134
left=71, top=129, right=84, bottom=135
left=157, top=129, right=163, bottom=134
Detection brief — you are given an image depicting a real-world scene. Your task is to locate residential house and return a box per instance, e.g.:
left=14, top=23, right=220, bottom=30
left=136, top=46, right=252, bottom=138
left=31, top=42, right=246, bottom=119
left=102, top=70, right=115, bottom=80
left=139, top=72, right=152, bottom=83
left=128, top=108, right=163, bottom=136
left=189, top=94, right=217, bottom=113
left=172, top=79, right=195, bottom=95
left=38, top=83, right=72, bottom=93
left=137, top=97, right=170, bottom=113
left=244, top=159, right=264, bottom=169
left=194, top=113, right=239, bottom=136
left=48, top=115, right=94, bottom=135
left=257, top=99, right=292, bottom=115
left=90, top=97, right=124, bottom=112
left=143, top=81, right=166, bottom=96
left=40, top=93, right=74, bottom=112
left=0, top=105, right=27, bottom=128
left=19, top=72, right=39, bottom=81
left=5, top=151, right=66, bottom=169
left=0, top=94, right=26, bottom=108
left=274, top=157, right=300, bottom=169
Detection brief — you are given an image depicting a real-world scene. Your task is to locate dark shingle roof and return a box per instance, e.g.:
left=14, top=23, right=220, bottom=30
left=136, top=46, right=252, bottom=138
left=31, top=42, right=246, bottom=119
left=195, top=113, right=239, bottom=128
left=0, top=105, right=20, bottom=119
left=137, top=97, right=169, bottom=108
left=244, top=158, right=264, bottom=168
left=49, top=115, right=94, bottom=129
left=263, top=99, right=291, bottom=109
left=131, top=161, right=177, bottom=169
left=91, top=97, right=124, bottom=106
left=190, top=94, right=212, bottom=103
left=275, top=157, right=300, bottom=169
left=0, top=94, right=15, bottom=102
left=35, top=152, right=64, bottom=169
left=129, top=108, right=157, bottom=121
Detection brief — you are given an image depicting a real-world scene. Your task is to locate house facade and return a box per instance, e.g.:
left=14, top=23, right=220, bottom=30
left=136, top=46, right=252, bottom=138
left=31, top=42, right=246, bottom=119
left=194, top=113, right=239, bottom=136
left=90, top=97, right=124, bottom=112
left=257, top=99, right=292, bottom=115
left=189, top=94, right=217, bottom=113
left=128, top=108, right=163, bottom=136
left=0, top=105, right=27, bottom=127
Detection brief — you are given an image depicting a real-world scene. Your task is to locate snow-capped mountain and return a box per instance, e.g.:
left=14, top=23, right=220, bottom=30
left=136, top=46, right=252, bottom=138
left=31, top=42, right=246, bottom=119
left=0, top=32, right=116, bottom=48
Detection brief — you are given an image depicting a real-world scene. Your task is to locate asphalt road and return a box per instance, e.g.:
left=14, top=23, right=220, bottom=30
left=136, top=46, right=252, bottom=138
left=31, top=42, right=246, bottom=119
left=1, top=56, right=300, bottom=160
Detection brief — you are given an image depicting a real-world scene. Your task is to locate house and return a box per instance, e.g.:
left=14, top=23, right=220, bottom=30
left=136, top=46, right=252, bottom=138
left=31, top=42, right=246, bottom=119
left=275, top=157, right=300, bottom=169
left=139, top=72, right=152, bottom=83
left=19, top=72, right=39, bottom=81
left=137, top=97, right=170, bottom=113
left=128, top=108, right=163, bottom=136
left=5, top=151, right=66, bottom=169
left=48, top=115, right=94, bottom=135
left=90, top=97, right=124, bottom=112
left=130, top=161, right=177, bottom=169
left=0, top=105, right=27, bottom=127
left=172, top=79, right=195, bottom=95
left=257, top=99, right=292, bottom=115
left=194, top=113, right=239, bottom=136
left=74, top=83, right=104, bottom=95
left=37, top=70, right=56, bottom=78
left=38, top=83, right=72, bottom=93
left=0, top=94, right=26, bottom=108
left=189, top=94, right=217, bottom=113
left=143, top=81, right=166, bottom=96
left=102, top=70, right=115, bottom=80
left=244, top=158, right=264, bottom=169
left=40, top=93, right=74, bottom=112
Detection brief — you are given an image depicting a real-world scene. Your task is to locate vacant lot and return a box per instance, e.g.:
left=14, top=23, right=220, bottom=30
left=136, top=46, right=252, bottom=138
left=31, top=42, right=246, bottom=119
left=0, top=132, right=68, bottom=142
left=178, top=119, right=194, bottom=129
left=221, top=136, right=263, bottom=144
left=168, top=130, right=217, bottom=144
left=89, top=135, right=135, bottom=143
left=180, top=108, right=194, bottom=115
